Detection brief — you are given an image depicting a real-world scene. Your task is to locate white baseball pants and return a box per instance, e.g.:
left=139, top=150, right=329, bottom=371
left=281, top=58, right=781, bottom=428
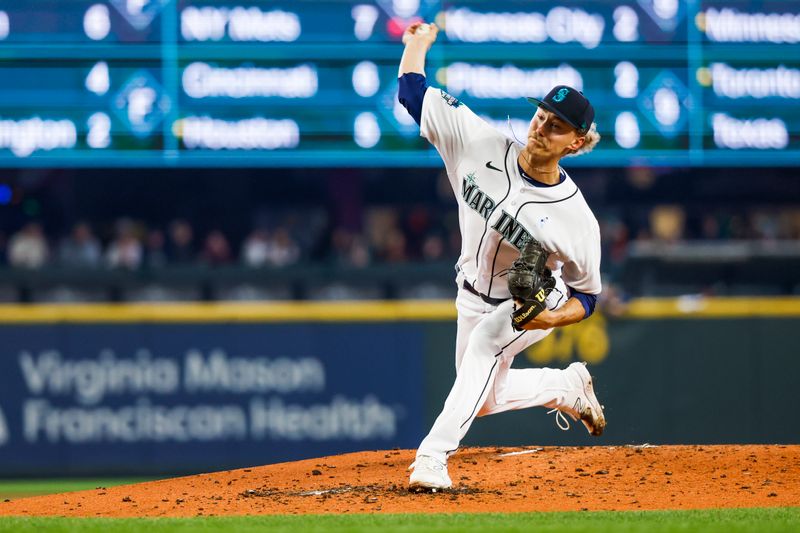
left=416, top=280, right=576, bottom=463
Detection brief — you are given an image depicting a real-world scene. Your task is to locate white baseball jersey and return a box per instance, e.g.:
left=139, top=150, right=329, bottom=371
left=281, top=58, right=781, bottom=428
left=420, top=86, right=602, bottom=302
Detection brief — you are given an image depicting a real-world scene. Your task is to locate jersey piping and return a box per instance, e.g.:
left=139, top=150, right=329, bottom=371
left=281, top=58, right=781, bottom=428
left=457, top=330, right=525, bottom=430
left=485, top=186, right=580, bottom=296
left=473, top=141, right=513, bottom=272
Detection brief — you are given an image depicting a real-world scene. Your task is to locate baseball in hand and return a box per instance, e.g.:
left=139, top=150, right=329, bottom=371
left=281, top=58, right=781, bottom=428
left=416, top=23, right=430, bottom=35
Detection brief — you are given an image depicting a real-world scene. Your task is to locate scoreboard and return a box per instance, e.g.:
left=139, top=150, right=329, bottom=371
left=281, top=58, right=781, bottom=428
left=0, top=0, right=798, bottom=167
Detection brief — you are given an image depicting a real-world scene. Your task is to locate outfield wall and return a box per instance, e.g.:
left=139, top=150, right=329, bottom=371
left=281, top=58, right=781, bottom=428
left=0, top=299, right=797, bottom=476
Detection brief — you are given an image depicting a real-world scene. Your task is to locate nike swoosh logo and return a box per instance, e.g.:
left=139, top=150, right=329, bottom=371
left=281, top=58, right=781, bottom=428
left=485, top=161, right=502, bottom=172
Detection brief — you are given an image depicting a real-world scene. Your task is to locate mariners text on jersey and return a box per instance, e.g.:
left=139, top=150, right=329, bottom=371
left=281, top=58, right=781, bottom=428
left=462, top=171, right=535, bottom=251
left=461, top=172, right=495, bottom=221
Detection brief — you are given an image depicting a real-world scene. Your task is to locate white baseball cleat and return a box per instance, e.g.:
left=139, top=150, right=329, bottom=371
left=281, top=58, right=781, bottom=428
left=549, top=361, right=606, bottom=436
left=408, top=455, right=452, bottom=491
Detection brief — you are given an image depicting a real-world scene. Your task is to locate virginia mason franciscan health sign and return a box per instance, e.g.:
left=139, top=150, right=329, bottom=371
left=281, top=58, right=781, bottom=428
left=0, top=322, right=424, bottom=475
left=2, top=299, right=798, bottom=475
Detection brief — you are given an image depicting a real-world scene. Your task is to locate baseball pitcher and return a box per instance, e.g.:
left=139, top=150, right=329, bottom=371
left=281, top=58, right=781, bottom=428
left=398, top=23, right=606, bottom=491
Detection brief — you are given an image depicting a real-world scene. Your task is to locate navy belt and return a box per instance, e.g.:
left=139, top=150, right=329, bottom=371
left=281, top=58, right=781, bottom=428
left=462, top=280, right=509, bottom=306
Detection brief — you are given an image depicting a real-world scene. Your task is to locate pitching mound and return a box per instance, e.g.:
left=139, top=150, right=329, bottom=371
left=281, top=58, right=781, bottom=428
left=2, top=445, right=798, bottom=517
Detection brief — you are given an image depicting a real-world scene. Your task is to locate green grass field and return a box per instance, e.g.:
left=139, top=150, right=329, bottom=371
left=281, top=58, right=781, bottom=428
left=1, top=481, right=797, bottom=533
left=0, top=507, right=798, bottom=533
left=0, top=479, right=155, bottom=500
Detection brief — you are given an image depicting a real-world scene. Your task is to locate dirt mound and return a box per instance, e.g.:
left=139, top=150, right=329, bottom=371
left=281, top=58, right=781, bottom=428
left=2, top=445, right=798, bottom=517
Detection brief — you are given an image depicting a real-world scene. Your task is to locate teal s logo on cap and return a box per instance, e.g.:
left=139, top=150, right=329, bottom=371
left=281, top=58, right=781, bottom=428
left=526, top=85, right=594, bottom=131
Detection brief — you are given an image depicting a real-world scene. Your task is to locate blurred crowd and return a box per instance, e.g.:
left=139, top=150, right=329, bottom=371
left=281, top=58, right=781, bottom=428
left=0, top=207, right=459, bottom=271
left=2, top=219, right=298, bottom=270
left=3, top=205, right=800, bottom=272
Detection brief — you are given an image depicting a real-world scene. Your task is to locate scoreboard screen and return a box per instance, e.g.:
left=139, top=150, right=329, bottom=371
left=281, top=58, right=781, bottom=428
left=0, top=0, right=798, bottom=167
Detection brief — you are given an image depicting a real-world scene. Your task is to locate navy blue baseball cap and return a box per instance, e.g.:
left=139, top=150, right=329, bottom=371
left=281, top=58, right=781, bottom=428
left=527, top=85, right=594, bottom=133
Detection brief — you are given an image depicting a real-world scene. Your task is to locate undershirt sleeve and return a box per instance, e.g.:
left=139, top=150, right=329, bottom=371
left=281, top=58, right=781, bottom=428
left=397, top=73, right=428, bottom=126
left=568, top=289, right=598, bottom=320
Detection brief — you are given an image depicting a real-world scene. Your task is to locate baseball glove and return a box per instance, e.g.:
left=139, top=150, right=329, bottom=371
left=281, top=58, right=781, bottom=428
left=508, top=237, right=555, bottom=331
